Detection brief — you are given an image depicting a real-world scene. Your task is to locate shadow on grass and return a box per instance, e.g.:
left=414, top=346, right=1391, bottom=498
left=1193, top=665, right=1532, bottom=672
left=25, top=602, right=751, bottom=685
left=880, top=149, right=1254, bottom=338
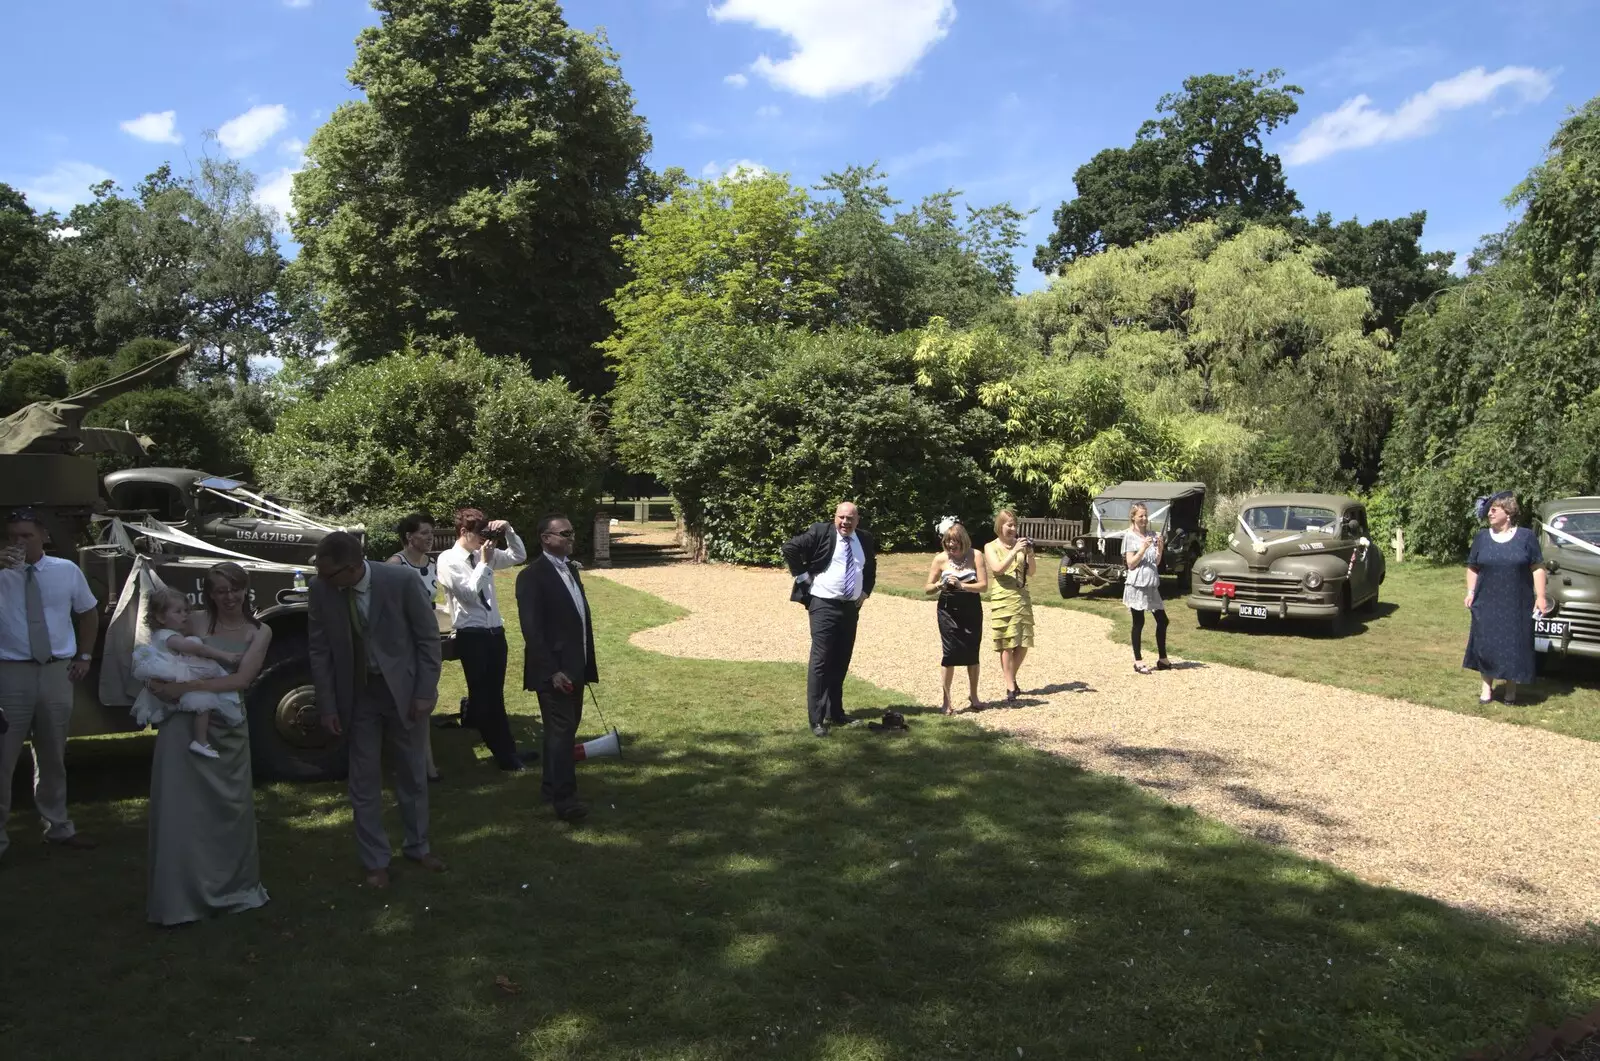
left=3, top=577, right=1598, bottom=1061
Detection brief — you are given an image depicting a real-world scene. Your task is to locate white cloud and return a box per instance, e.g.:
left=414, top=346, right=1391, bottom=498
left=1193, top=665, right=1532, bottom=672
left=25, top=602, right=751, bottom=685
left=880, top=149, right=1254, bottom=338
left=50, top=226, right=82, bottom=240
left=278, top=137, right=305, bottom=156
left=701, top=159, right=769, bottom=180
left=19, top=161, right=115, bottom=213
left=723, top=72, right=749, bottom=88
left=120, top=110, right=182, bottom=145
left=217, top=104, right=290, bottom=158
left=1285, top=65, right=1554, bottom=165
left=254, top=155, right=304, bottom=231
left=709, top=0, right=956, bottom=99
left=1301, top=40, right=1444, bottom=88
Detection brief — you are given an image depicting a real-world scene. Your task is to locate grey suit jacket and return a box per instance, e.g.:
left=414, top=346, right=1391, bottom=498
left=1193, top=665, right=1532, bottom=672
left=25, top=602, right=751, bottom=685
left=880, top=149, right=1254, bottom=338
left=308, top=561, right=442, bottom=727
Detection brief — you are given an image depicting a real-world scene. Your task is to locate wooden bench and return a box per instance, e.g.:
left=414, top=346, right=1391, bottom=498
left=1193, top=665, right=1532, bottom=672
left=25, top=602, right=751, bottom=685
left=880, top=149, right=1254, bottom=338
left=1017, top=517, right=1084, bottom=548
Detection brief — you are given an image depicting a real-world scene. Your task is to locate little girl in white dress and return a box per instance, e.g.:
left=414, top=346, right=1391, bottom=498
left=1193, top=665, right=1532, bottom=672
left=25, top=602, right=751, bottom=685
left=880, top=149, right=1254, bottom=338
left=131, top=587, right=247, bottom=758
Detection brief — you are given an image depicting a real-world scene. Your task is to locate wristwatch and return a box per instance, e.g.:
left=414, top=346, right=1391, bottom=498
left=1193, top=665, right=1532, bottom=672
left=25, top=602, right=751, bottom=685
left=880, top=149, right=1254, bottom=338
left=76, top=652, right=92, bottom=662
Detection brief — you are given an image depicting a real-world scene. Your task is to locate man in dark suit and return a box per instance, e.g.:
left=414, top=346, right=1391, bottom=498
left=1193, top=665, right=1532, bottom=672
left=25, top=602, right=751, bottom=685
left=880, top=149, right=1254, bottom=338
left=515, top=513, right=598, bottom=822
left=781, top=501, right=876, bottom=737
left=309, top=531, right=444, bottom=888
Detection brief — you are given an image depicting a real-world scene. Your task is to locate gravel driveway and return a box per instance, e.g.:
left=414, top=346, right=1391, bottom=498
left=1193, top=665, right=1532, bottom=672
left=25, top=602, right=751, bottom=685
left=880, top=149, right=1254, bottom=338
left=596, top=561, right=1600, bottom=938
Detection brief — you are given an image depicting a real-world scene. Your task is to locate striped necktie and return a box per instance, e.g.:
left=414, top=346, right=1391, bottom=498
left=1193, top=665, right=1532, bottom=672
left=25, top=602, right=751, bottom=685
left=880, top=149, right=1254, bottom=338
left=840, top=537, right=857, bottom=599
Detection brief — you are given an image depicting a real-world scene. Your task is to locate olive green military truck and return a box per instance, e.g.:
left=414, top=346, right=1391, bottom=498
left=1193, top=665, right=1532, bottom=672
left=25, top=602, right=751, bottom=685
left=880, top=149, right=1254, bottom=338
left=1057, top=481, right=1208, bottom=597
left=0, top=345, right=351, bottom=780
left=1186, top=493, right=1384, bottom=633
left=1535, top=497, right=1600, bottom=665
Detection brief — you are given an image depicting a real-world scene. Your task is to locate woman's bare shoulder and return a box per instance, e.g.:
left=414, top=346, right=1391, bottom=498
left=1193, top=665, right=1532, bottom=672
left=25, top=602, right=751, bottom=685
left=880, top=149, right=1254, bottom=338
left=185, top=610, right=211, bottom=636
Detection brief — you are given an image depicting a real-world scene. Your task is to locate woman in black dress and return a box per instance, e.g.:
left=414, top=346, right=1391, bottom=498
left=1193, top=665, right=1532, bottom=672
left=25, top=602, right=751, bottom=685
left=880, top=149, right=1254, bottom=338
left=923, top=518, right=989, bottom=715
left=1463, top=492, right=1550, bottom=704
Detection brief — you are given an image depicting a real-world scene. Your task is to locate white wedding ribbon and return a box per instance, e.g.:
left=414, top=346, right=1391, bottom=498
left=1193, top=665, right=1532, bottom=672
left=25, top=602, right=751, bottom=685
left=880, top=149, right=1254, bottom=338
left=199, top=486, right=337, bottom=531
left=114, top=517, right=304, bottom=572
left=1538, top=519, right=1600, bottom=560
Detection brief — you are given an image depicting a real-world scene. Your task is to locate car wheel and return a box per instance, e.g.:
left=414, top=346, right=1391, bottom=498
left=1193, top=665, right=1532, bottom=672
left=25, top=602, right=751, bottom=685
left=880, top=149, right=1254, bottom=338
left=1357, top=587, right=1378, bottom=613
left=1196, top=609, right=1220, bottom=629
left=247, top=653, right=348, bottom=782
left=1058, top=569, right=1080, bottom=598
left=1328, top=588, right=1352, bottom=635
left=1176, top=564, right=1194, bottom=594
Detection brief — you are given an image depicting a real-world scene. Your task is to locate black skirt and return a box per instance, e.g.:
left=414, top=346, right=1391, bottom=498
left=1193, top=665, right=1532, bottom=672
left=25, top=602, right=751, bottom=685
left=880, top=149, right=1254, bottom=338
left=937, top=591, right=983, bottom=667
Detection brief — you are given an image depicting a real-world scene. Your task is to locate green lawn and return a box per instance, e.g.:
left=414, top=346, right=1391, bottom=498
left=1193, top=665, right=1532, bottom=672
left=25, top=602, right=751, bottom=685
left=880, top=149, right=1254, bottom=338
left=5, top=572, right=1599, bottom=1060
left=877, top=552, right=1600, bottom=742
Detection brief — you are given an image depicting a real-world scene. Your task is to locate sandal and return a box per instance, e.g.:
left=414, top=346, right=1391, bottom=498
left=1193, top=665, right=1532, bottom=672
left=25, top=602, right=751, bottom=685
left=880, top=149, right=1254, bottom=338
left=969, top=697, right=985, bottom=712
left=940, top=696, right=955, bottom=716
left=1134, top=662, right=1153, bottom=675
left=1005, top=687, right=1020, bottom=702
left=1155, top=659, right=1173, bottom=671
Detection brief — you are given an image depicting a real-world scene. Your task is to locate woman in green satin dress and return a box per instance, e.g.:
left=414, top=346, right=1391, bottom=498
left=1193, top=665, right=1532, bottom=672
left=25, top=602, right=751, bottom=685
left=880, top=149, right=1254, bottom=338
left=144, top=562, right=271, bottom=926
left=984, top=509, right=1037, bottom=701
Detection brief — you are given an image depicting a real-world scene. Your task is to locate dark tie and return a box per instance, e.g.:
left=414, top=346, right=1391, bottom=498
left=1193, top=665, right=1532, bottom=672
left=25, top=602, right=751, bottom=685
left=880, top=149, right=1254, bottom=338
left=840, top=537, right=857, bottom=599
left=345, top=588, right=367, bottom=673
left=25, top=564, right=52, bottom=664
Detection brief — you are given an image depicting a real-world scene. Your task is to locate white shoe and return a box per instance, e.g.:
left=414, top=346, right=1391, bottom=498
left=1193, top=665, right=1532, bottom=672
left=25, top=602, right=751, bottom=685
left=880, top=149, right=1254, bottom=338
left=189, top=740, right=220, bottom=759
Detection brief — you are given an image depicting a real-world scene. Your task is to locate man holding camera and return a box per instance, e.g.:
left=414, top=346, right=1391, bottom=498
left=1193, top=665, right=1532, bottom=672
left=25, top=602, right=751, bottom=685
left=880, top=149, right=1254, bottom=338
left=437, top=508, right=528, bottom=771
left=782, top=502, right=877, bottom=737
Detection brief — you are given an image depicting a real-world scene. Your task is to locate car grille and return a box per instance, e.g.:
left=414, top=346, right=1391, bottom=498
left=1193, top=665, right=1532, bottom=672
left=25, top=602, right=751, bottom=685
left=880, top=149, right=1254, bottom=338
left=1214, top=573, right=1321, bottom=605
left=1555, top=601, right=1600, bottom=645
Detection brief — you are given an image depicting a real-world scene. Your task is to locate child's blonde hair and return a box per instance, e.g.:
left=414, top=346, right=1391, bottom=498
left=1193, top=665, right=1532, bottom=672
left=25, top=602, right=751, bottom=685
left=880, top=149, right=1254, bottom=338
left=144, top=587, right=191, bottom=631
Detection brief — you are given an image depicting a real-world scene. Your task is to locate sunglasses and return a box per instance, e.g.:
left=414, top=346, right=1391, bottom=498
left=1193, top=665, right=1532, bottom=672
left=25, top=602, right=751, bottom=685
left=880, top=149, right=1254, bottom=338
left=543, top=529, right=575, bottom=538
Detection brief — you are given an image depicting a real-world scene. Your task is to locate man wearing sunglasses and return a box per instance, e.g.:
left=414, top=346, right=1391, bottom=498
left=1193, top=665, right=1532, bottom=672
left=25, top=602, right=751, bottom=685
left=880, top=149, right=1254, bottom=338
left=515, top=514, right=598, bottom=823
left=308, top=531, right=444, bottom=888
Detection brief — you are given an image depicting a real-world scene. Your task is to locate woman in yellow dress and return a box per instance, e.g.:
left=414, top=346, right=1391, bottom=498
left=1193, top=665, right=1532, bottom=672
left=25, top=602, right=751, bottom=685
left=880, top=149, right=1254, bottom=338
left=984, top=509, right=1036, bottom=701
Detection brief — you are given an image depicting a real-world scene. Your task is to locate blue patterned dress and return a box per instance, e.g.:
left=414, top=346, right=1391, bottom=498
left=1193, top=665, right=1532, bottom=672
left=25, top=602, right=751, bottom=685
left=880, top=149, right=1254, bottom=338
left=1462, top=527, right=1541, bottom=684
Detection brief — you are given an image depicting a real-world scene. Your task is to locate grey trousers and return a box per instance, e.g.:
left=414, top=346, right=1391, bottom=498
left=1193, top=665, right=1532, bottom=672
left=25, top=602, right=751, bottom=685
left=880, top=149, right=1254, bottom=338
left=346, top=676, right=430, bottom=870
left=0, top=660, right=78, bottom=860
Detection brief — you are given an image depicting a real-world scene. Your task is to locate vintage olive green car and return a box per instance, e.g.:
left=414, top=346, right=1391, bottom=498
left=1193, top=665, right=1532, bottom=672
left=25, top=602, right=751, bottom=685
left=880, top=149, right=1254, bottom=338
left=1186, top=493, right=1384, bottom=631
left=1535, top=496, right=1600, bottom=663
left=1057, top=481, right=1208, bottom=597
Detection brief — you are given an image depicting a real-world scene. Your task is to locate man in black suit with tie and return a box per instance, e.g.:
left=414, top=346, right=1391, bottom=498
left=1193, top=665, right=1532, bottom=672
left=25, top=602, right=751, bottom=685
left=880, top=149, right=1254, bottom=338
left=515, top=513, right=598, bottom=822
left=782, top=501, right=876, bottom=737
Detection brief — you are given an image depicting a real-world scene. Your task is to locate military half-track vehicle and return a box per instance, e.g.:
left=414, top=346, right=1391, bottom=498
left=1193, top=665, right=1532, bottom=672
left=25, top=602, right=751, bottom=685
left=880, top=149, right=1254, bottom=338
left=1057, top=481, right=1208, bottom=597
left=1186, top=493, right=1384, bottom=632
left=0, top=345, right=357, bottom=781
left=1535, top=497, right=1600, bottom=664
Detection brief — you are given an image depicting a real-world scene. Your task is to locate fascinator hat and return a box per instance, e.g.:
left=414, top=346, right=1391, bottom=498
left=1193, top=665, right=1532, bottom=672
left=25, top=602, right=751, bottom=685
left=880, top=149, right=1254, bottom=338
left=935, top=515, right=962, bottom=539
left=1474, top=491, right=1515, bottom=522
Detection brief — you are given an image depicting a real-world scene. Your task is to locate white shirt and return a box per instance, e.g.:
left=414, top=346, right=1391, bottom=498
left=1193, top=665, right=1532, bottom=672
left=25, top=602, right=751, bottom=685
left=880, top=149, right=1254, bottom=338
left=0, top=554, right=98, bottom=661
left=544, top=551, right=587, bottom=630
left=437, top=529, right=527, bottom=630
left=808, top=532, right=863, bottom=601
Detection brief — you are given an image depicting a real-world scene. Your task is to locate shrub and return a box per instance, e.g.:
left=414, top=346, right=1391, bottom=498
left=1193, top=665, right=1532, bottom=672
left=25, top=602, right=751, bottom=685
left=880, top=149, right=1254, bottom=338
left=0, top=353, right=69, bottom=414
left=251, top=338, right=607, bottom=551
left=109, top=337, right=182, bottom=386
left=67, top=357, right=114, bottom=393
left=84, top=388, right=231, bottom=474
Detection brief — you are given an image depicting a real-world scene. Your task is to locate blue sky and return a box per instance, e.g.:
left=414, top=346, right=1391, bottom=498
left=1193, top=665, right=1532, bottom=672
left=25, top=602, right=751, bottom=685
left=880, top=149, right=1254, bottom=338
left=4, top=0, right=1598, bottom=290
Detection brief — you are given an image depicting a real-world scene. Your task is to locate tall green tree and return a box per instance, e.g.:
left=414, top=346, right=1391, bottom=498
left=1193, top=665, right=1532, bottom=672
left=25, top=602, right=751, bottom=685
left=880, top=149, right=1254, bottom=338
left=0, top=185, right=58, bottom=363
left=291, top=0, right=654, bottom=392
left=1296, top=211, right=1457, bottom=337
left=1033, top=70, right=1303, bottom=273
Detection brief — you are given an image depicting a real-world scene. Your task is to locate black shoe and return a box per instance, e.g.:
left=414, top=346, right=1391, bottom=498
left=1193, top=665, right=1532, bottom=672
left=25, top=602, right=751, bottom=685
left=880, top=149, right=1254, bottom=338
left=427, top=772, right=442, bottom=784
left=496, top=756, right=526, bottom=772
left=811, top=724, right=830, bottom=737
left=829, top=713, right=860, bottom=726
left=1155, top=659, right=1173, bottom=671
left=555, top=801, right=589, bottom=822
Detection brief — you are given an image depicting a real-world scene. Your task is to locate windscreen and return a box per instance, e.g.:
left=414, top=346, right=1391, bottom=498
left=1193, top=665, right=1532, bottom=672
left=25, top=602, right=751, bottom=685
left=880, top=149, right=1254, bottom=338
left=1242, top=506, right=1338, bottom=535
left=1547, top=511, right=1600, bottom=546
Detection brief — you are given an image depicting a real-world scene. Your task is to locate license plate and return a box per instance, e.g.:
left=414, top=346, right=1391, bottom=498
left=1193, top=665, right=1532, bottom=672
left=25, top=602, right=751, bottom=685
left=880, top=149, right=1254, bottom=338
left=1535, top=618, right=1569, bottom=638
left=1237, top=603, right=1269, bottom=619
left=1213, top=581, right=1236, bottom=598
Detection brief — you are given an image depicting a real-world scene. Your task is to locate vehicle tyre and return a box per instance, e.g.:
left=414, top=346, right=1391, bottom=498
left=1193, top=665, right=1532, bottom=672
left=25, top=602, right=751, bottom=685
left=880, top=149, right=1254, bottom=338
left=1176, top=564, right=1194, bottom=594
left=1196, top=609, right=1221, bottom=629
left=1328, top=588, right=1352, bottom=635
left=1058, top=568, right=1080, bottom=598
left=1357, top=587, right=1378, bottom=613
left=247, top=653, right=348, bottom=782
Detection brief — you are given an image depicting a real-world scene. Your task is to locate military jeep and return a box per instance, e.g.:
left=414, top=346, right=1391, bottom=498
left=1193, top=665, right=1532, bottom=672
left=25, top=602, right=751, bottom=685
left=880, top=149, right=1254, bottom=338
left=1186, top=493, right=1384, bottom=632
left=1058, top=481, right=1208, bottom=597
left=1535, top=497, right=1600, bottom=663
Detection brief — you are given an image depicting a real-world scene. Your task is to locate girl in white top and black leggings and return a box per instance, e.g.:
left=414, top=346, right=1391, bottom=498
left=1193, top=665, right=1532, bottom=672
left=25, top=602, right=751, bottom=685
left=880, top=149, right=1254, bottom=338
left=1123, top=502, right=1171, bottom=674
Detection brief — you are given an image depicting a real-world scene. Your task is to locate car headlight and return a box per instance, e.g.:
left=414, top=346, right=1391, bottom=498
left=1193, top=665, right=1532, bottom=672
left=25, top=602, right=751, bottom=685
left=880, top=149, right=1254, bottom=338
left=1200, top=567, right=1217, bottom=583
left=1544, top=600, right=1559, bottom=617
left=1075, top=539, right=1085, bottom=549
left=1303, top=571, right=1324, bottom=590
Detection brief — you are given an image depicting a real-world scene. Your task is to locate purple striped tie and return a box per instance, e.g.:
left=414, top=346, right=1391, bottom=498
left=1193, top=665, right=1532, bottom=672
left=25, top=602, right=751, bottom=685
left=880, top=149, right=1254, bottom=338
left=840, top=537, right=856, bottom=598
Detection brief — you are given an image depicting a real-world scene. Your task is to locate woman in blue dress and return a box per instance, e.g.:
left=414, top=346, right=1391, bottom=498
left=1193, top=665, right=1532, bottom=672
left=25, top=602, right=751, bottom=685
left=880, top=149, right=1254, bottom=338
left=1463, top=493, right=1550, bottom=704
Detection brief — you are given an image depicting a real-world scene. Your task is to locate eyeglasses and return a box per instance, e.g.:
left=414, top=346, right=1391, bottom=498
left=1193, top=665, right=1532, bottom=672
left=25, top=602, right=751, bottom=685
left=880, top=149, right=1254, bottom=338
left=543, top=529, right=575, bottom=538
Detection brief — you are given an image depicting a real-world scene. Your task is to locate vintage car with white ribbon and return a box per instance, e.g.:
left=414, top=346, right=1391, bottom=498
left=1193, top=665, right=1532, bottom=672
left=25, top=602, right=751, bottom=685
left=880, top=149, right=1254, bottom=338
left=1057, top=481, right=1208, bottom=597
left=1185, top=493, right=1384, bottom=632
left=1535, top=497, right=1600, bottom=663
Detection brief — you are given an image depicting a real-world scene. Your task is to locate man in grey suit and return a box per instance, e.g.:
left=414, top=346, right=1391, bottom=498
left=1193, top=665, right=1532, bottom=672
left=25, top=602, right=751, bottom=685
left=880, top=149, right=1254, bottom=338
left=309, top=531, right=444, bottom=889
